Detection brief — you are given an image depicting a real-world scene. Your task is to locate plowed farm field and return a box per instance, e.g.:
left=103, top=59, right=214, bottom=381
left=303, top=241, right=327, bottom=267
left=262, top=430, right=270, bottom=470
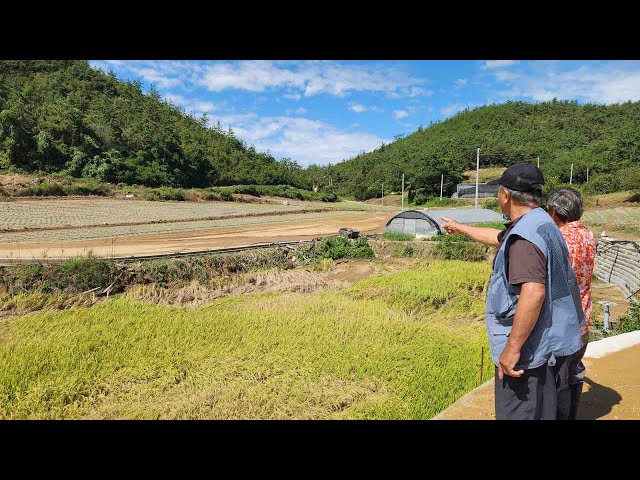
left=0, top=198, right=394, bottom=260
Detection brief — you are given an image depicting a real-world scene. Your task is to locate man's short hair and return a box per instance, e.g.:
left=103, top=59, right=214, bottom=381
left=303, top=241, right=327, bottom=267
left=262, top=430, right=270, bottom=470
left=500, top=185, right=542, bottom=207
left=546, top=187, right=584, bottom=222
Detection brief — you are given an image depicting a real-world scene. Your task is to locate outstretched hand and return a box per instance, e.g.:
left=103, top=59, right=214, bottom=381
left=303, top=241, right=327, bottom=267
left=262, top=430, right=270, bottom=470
left=440, top=217, right=462, bottom=235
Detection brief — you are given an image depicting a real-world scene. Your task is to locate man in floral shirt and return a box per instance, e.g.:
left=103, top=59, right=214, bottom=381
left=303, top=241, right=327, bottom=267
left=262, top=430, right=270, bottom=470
left=547, top=187, right=596, bottom=420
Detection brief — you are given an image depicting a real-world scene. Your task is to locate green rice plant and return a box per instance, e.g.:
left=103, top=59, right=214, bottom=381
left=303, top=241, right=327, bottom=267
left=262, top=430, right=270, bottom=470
left=346, top=259, right=490, bottom=318
left=0, top=259, right=494, bottom=419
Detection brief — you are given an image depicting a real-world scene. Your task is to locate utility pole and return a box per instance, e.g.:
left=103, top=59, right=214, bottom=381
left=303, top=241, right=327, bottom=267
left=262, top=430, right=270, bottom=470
left=475, top=147, right=480, bottom=209
left=537, top=156, right=540, bottom=168
left=401, top=174, right=405, bottom=210
left=586, top=167, right=589, bottom=184
left=440, top=174, right=444, bottom=200
left=570, top=163, right=574, bottom=184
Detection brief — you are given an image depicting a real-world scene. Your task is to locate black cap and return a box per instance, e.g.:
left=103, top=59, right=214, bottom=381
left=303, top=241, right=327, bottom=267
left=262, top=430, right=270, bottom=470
left=487, top=162, right=544, bottom=193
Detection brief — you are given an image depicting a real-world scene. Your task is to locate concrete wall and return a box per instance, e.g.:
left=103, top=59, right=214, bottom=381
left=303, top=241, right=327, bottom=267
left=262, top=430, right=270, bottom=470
left=594, top=238, right=640, bottom=300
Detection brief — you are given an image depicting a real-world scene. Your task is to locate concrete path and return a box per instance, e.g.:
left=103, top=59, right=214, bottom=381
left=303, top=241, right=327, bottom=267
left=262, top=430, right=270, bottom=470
left=433, top=331, right=640, bottom=420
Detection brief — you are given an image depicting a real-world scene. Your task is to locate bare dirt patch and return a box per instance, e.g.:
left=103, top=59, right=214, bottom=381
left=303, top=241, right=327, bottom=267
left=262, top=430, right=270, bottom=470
left=0, top=211, right=393, bottom=260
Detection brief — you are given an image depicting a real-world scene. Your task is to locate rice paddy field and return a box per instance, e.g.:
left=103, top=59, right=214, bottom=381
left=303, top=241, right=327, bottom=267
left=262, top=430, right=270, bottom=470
left=0, top=259, right=495, bottom=419
left=0, top=198, right=314, bottom=231
left=0, top=210, right=367, bottom=243
left=582, top=207, right=640, bottom=233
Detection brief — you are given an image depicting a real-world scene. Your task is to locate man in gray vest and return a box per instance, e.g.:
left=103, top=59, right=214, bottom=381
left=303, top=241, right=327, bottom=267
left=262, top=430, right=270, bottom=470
left=441, top=163, right=584, bottom=420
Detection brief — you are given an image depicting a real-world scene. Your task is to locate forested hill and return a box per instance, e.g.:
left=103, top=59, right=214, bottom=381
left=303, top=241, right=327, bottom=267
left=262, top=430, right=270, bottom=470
left=0, top=60, right=306, bottom=188
left=322, top=100, right=640, bottom=200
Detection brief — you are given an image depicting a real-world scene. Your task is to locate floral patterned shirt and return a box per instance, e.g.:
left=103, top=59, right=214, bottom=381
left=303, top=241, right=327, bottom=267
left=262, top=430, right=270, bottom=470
left=560, top=221, right=596, bottom=326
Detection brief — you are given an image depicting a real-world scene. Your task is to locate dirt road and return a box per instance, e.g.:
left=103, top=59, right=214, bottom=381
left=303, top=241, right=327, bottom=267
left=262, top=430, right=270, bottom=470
left=0, top=210, right=393, bottom=260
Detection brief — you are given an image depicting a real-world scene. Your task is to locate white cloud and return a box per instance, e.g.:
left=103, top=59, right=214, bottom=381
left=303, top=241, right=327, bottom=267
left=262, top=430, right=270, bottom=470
left=494, top=70, right=519, bottom=82
left=495, top=62, right=640, bottom=104
left=350, top=104, right=368, bottom=113
left=91, top=60, right=203, bottom=91
left=482, top=60, right=519, bottom=70
left=286, top=106, right=308, bottom=115
left=163, top=93, right=216, bottom=116
left=283, top=93, right=302, bottom=101
left=394, top=110, right=409, bottom=119
left=441, top=103, right=478, bottom=117
left=195, top=60, right=429, bottom=98
left=455, top=78, right=468, bottom=87
left=214, top=114, right=388, bottom=166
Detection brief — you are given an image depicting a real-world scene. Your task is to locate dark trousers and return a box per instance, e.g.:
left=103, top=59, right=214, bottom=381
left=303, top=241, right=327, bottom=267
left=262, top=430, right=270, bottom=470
left=567, top=342, right=588, bottom=420
left=495, top=355, right=571, bottom=420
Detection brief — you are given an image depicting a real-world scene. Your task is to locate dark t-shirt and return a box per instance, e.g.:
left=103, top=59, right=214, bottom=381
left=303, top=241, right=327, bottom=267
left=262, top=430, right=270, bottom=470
left=496, top=214, right=547, bottom=286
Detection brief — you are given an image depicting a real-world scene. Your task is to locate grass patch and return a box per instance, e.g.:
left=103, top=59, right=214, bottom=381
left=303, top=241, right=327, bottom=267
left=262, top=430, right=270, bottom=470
left=208, top=185, right=338, bottom=203
left=482, top=198, right=500, bottom=212
left=63, top=180, right=110, bottom=196
left=26, top=182, right=66, bottom=197
left=0, top=259, right=494, bottom=419
left=474, top=221, right=506, bottom=230
left=381, top=232, right=415, bottom=241
left=413, top=197, right=458, bottom=208
left=429, top=234, right=490, bottom=262
left=143, top=187, right=188, bottom=201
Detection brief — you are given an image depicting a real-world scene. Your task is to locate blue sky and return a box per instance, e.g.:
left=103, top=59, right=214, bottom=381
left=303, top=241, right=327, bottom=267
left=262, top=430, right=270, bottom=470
left=89, top=60, right=640, bottom=167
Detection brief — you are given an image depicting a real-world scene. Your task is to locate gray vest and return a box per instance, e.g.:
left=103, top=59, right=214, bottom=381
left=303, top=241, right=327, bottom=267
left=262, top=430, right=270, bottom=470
left=486, top=207, right=584, bottom=369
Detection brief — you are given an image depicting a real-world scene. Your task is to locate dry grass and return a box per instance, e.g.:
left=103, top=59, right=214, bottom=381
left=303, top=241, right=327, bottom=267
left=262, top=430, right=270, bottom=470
left=123, top=269, right=348, bottom=307
left=0, top=292, right=98, bottom=319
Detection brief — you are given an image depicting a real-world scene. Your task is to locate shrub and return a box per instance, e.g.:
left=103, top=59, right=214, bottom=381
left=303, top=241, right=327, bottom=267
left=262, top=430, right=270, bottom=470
left=55, top=258, right=117, bottom=293
left=27, top=182, right=66, bottom=197
left=382, top=232, right=415, bottom=241
left=144, top=187, right=187, bottom=201
left=208, top=185, right=338, bottom=203
left=483, top=198, right=500, bottom=212
left=417, top=197, right=459, bottom=208
left=617, top=301, right=640, bottom=333
left=350, top=237, right=375, bottom=259
left=432, top=234, right=488, bottom=261
left=63, top=180, right=110, bottom=196
left=586, top=173, right=621, bottom=195
left=317, top=236, right=374, bottom=260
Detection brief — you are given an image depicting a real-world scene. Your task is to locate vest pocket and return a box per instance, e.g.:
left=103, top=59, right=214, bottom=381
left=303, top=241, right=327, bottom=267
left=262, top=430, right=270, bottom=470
left=487, top=274, right=519, bottom=322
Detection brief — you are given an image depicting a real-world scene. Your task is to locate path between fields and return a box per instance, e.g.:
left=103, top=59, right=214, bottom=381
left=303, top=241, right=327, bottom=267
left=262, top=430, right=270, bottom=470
left=0, top=210, right=392, bottom=260
left=433, top=339, right=640, bottom=420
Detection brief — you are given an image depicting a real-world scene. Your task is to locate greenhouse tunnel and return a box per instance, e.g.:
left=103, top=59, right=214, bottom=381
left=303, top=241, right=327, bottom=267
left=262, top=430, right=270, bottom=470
left=384, top=208, right=504, bottom=238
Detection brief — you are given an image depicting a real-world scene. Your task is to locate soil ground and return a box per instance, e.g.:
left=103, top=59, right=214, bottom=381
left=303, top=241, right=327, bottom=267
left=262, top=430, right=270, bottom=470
left=434, top=344, right=640, bottom=420
left=0, top=210, right=393, bottom=260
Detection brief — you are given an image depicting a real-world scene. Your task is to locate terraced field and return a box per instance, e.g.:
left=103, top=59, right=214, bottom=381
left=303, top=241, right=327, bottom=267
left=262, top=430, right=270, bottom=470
left=0, top=210, right=366, bottom=243
left=583, top=207, right=640, bottom=230
left=0, top=198, right=309, bottom=231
